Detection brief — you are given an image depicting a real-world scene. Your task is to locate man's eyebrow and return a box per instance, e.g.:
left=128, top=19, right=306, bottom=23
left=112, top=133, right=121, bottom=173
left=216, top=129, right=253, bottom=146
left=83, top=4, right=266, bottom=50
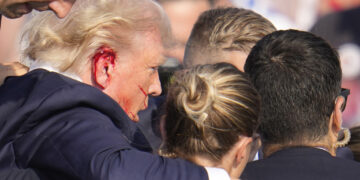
left=159, top=55, right=167, bottom=65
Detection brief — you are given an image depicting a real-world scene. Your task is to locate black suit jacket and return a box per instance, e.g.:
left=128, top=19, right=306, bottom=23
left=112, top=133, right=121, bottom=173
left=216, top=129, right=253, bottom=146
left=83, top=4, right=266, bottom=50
left=241, top=147, right=360, bottom=180
left=0, top=69, right=208, bottom=180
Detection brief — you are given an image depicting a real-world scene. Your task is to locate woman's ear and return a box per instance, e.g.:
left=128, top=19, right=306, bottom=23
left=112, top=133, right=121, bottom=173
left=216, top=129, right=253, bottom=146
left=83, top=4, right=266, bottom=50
left=235, top=137, right=253, bottom=164
left=92, top=46, right=116, bottom=89
left=222, top=136, right=253, bottom=179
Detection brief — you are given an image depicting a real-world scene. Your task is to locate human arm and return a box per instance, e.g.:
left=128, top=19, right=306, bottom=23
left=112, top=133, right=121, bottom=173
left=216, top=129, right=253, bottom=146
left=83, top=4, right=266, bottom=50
left=18, top=107, right=209, bottom=180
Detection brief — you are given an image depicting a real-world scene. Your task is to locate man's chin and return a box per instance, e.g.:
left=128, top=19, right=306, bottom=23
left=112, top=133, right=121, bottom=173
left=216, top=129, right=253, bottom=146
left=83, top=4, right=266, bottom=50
left=127, top=111, right=139, bottom=123
left=132, top=114, right=140, bottom=123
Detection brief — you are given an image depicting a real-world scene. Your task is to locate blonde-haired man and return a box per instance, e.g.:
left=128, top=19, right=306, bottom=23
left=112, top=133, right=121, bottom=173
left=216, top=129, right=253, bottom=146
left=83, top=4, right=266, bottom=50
left=0, top=0, right=230, bottom=179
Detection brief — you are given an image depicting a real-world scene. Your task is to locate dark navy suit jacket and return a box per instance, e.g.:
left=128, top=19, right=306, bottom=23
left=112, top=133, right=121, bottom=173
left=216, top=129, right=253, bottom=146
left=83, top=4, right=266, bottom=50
left=137, top=96, right=165, bottom=152
left=0, top=69, right=208, bottom=180
left=241, top=147, right=360, bottom=180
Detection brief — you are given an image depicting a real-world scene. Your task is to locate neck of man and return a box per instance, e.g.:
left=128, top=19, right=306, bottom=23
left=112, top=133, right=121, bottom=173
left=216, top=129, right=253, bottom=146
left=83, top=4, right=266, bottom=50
left=262, top=136, right=336, bottom=158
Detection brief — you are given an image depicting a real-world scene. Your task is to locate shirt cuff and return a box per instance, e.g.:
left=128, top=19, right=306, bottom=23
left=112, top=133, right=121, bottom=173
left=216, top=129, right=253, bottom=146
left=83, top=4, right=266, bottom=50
left=204, top=167, right=231, bottom=180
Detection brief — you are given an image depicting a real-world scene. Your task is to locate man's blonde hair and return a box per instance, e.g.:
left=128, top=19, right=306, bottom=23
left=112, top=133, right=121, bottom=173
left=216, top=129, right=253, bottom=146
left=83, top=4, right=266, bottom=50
left=184, top=7, right=276, bottom=68
left=161, top=63, right=260, bottom=162
left=21, top=0, right=172, bottom=74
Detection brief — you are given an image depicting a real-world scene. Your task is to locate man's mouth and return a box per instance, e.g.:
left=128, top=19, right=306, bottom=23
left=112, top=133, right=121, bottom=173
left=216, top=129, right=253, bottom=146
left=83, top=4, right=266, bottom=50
left=143, top=97, right=148, bottom=109
left=138, top=85, right=148, bottom=109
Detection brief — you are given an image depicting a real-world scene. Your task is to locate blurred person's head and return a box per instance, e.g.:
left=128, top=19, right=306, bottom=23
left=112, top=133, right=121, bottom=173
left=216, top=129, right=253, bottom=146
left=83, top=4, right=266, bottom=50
left=348, top=126, right=360, bottom=162
left=245, top=29, right=344, bottom=157
left=0, top=0, right=75, bottom=19
left=318, top=0, right=360, bottom=16
left=157, top=0, right=232, bottom=61
left=21, top=0, right=172, bottom=122
left=160, top=63, right=260, bottom=178
left=183, top=7, right=276, bottom=71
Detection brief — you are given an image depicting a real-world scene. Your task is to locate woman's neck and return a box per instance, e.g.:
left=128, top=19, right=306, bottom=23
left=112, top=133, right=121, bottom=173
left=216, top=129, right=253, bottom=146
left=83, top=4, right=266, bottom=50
left=190, top=155, right=219, bottom=167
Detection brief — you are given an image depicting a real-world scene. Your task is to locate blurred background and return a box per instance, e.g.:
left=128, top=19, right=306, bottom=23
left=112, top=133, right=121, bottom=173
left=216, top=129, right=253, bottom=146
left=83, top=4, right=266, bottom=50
left=1, top=0, right=360, bottom=127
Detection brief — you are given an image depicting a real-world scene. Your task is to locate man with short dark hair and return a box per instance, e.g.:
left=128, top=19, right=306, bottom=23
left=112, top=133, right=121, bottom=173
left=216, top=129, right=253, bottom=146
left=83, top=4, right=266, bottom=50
left=241, top=29, right=360, bottom=180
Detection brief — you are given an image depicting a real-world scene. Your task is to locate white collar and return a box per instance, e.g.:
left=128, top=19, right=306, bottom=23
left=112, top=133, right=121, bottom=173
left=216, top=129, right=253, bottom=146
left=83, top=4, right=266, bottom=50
left=29, top=61, right=83, bottom=82
left=314, top=146, right=330, bottom=153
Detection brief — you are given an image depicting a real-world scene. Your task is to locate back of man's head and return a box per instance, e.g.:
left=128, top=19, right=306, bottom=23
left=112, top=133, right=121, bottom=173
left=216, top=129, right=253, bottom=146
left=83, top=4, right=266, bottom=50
left=245, top=30, right=341, bottom=145
left=245, top=30, right=342, bottom=147
left=183, top=7, right=275, bottom=70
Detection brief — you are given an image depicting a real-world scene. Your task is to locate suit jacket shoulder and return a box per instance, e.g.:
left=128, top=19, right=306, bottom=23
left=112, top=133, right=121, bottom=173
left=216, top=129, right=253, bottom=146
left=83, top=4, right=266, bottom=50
left=241, top=147, right=360, bottom=180
left=0, top=69, right=208, bottom=180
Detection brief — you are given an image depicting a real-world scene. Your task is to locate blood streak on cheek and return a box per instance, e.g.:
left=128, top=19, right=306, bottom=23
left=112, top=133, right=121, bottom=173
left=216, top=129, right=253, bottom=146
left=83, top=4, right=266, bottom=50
left=138, top=85, right=148, bottom=108
left=138, top=85, right=147, bottom=96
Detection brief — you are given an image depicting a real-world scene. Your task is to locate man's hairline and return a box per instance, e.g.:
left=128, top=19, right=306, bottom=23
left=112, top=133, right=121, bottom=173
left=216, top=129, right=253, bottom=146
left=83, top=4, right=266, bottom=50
left=184, top=43, right=250, bottom=68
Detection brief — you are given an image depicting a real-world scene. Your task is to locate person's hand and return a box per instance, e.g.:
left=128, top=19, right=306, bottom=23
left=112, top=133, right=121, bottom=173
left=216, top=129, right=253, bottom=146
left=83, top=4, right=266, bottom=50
left=0, top=62, right=29, bottom=84
left=0, top=0, right=75, bottom=19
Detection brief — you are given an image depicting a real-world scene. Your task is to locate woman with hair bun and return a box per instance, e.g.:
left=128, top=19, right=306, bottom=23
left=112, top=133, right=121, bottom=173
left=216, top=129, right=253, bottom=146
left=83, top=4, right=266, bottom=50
left=160, top=62, right=261, bottom=179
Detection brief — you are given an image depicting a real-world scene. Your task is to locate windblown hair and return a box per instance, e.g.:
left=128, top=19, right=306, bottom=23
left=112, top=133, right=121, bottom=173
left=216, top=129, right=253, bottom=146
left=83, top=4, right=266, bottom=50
left=184, top=7, right=276, bottom=68
left=21, top=0, right=172, bottom=74
left=245, top=30, right=342, bottom=146
left=161, top=63, right=260, bottom=162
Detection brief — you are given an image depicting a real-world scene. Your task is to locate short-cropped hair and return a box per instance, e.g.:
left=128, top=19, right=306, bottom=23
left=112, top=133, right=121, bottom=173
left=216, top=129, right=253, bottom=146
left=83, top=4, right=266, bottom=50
left=21, top=0, right=171, bottom=74
left=162, top=63, right=260, bottom=162
left=245, top=30, right=342, bottom=145
left=184, top=7, right=276, bottom=68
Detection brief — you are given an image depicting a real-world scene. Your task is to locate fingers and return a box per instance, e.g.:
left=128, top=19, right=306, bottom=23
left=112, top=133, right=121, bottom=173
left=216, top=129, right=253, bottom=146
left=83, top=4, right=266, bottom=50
left=0, top=0, right=75, bottom=19
left=48, top=0, right=75, bottom=18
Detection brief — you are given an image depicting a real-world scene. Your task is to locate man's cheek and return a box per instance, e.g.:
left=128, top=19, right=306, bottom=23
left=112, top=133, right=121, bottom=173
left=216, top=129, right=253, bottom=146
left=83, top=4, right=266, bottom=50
left=117, top=96, right=134, bottom=117
left=138, top=85, right=148, bottom=109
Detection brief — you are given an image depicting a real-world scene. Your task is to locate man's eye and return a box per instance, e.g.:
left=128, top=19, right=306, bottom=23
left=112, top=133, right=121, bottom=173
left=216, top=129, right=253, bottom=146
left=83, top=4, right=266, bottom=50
left=151, top=66, right=158, bottom=71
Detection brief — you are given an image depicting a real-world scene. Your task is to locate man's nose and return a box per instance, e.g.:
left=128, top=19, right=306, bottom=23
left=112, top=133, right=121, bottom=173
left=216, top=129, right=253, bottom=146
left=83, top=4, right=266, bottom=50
left=148, top=73, right=162, bottom=96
